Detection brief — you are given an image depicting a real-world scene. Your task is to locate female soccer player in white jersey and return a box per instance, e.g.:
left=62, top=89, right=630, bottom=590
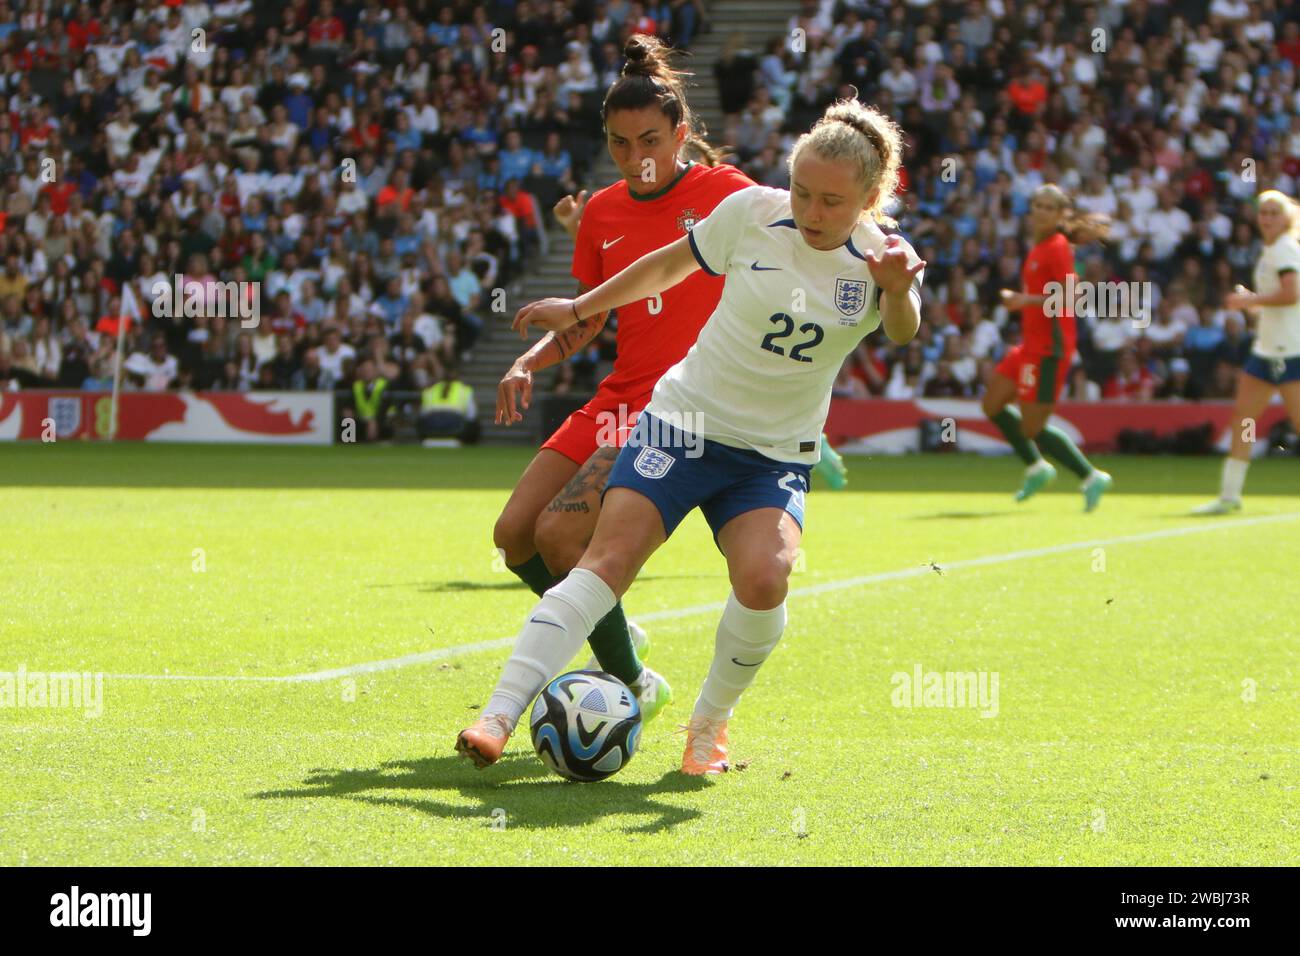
left=1194, top=190, right=1300, bottom=513
left=457, top=98, right=924, bottom=775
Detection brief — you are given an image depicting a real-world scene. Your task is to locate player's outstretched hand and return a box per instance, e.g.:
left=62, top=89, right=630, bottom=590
left=865, top=235, right=925, bottom=295
left=999, top=287, right=1027, bottom=311
left=1224, top=284, right=1256, bottom=313
left=496, top=361, right=533, bottom=425
left=553, top=190, right=588, bottom=233
left=513, top=298, right=580, bottom=338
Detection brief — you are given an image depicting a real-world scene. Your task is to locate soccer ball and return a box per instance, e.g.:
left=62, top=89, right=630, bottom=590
left=529, top=670, right=642, bottom=782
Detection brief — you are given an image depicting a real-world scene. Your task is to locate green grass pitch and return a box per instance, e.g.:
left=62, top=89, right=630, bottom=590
left=1, top=443, right=1297, bottom=866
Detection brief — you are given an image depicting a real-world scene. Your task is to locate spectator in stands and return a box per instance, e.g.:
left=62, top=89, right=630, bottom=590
left=1215, top=313, right=1253, bottom=368
left=1103, top=348, right=1157, bottom=401
left=436, top=263, right=481, bottom=356
left=417, top=362, right=479, bottom=445
left=1143, top=300, right=1188, bottom=359
left=125, top=334, right=179, bottom=392
left=500, top=178, right=544, bottom=260
left=923, top=360, right=970, bottom=398
left=30, top=315, right=60, bottom=384
left=1156, top=357, right=1203, bottom=401
left=884, top=340, right=931, bottom=400
left=1065, top=365, right=1101, bottom=402
left=832, top=357, right=870, bottom=399
left=339, top=357, right=389, bottom=443
left=290, top=348, right=328, bottom=391
left=318, top=326, right=356, bottom=388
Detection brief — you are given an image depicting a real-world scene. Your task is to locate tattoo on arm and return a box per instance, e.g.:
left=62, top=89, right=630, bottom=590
left=553, top=316, right=602, bottom=359
left=551, top=283, right=607, bottom=361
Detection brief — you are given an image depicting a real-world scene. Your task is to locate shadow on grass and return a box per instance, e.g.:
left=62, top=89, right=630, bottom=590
left=908, top=510, right=1018, bottom=520
left=253, top=753, right=713, bottom=834
left=368, top=573, right=716, bottom=593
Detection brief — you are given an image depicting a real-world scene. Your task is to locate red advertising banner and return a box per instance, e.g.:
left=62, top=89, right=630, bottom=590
left=0, top=391, right=333, bottom=444
left=824, top=398, right=1291, bottom=456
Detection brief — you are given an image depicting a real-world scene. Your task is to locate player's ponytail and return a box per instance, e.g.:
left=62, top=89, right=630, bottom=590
left=789, top=97, right=904, bottom=228
left=1257, top=189, right=1300, bottom=238
left=602, top=34, right=726, bottom=167
left=1034, top=183, right=1110, bottom=244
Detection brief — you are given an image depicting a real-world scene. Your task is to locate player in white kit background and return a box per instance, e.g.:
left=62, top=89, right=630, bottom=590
left=1195, top=189, right=1300, bottom=514
left=458, top=98, right=925, bottom=775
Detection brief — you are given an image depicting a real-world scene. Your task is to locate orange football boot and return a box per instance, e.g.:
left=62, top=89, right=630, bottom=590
left=455, top=713, right=513, bottom=768
left=680, top=714, right=730, bottom=775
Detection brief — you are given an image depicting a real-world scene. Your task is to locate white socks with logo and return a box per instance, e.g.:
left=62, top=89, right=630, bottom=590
left=484, top=568, right=616, bottom=727
left=693, top=591, right=787, bottom=720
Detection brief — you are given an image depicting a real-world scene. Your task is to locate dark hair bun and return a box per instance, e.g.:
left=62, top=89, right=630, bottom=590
left=625, top=36, right=650, bottom=61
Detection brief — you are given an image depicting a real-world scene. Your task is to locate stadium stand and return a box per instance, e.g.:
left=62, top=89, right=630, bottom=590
left=0, top=0, right=1297, bottom=443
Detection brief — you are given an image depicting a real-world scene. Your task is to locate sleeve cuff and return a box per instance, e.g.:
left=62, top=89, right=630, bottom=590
left=688, top=230, right=721, bottom=276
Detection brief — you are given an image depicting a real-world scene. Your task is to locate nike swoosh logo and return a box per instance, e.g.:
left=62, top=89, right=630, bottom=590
left=575, top=717, right=607, bottom=749
left=731, top=657, right=764, bottom=667
left=603, top=236, right=624, bottom=249
left=529, top=617, right=564, bottom=630
left=751, top=262, right=781, bottom=271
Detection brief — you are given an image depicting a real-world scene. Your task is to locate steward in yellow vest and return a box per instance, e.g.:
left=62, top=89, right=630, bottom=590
left=418, top=365, right=480, bottom=444
left=347, top=358, right=391, bottom=442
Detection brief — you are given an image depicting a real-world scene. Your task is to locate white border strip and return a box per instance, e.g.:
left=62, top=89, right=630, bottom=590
left=106, top=511, right=1300, bottom=684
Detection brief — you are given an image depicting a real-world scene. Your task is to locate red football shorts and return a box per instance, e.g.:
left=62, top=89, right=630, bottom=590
left=541, top=396, right=644, bottom=465
left=995, top=344, right=1073, bottom=404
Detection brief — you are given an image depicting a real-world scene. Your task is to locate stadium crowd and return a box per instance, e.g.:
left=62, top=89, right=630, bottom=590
left=719, top=0, right=1300, bottom=404
left=0, top=0, right=1297, bottom=419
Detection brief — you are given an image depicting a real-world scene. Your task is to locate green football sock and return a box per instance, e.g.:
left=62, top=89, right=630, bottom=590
left=588, top=602, right=644, bottom=686
left=990, top=406, right=1042, bottom=465
left=1036, top=424, right=1093, bottom=479
left=507, top=552, right=561, bottom=597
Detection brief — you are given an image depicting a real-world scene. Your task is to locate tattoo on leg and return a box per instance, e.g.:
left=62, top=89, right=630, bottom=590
left=546, top=447, right=619, bottom=514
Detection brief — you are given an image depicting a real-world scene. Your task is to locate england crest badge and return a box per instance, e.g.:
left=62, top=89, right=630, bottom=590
left=48, top=396, right=82, bottom=439
left=835, top=277, right=867, bottom=325
left=633, top=446, right=675, bottom=479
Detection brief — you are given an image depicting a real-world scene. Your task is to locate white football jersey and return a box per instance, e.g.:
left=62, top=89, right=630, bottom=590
left=1252, top=232, right=1300, bottom=358
left=645, top=185, right=922, bottom=465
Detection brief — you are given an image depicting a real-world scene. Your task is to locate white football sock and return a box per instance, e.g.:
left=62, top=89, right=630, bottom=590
left=693, top=591, right=787, bottom=720
left=484, top=568, right=616, bottom=727
left=1221, top=457, right=1249, bottom=501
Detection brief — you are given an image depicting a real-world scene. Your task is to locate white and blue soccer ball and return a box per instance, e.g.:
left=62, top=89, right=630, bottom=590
left=529, top=670, right=642, bottom=782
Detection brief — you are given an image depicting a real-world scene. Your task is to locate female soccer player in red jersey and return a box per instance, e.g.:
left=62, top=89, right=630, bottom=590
left=981, top=184, right=1113, bottom=510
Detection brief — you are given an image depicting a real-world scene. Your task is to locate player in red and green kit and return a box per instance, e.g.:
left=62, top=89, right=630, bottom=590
left=981, top=184, right=1113, bottom=510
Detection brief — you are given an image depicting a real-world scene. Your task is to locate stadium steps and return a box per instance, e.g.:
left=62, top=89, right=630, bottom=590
left=462, top=232, right=579, bottom=447
left=687, top=0, right=797, bottom=141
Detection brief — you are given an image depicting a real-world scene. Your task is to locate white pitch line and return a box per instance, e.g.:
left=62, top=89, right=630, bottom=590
left=107, top=510, right=1300, bottom=684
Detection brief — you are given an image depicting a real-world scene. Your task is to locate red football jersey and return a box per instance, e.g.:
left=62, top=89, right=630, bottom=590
left=571, top=161, right=755, bottom=409
left=1020, top=230, right=1076, bottom=355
